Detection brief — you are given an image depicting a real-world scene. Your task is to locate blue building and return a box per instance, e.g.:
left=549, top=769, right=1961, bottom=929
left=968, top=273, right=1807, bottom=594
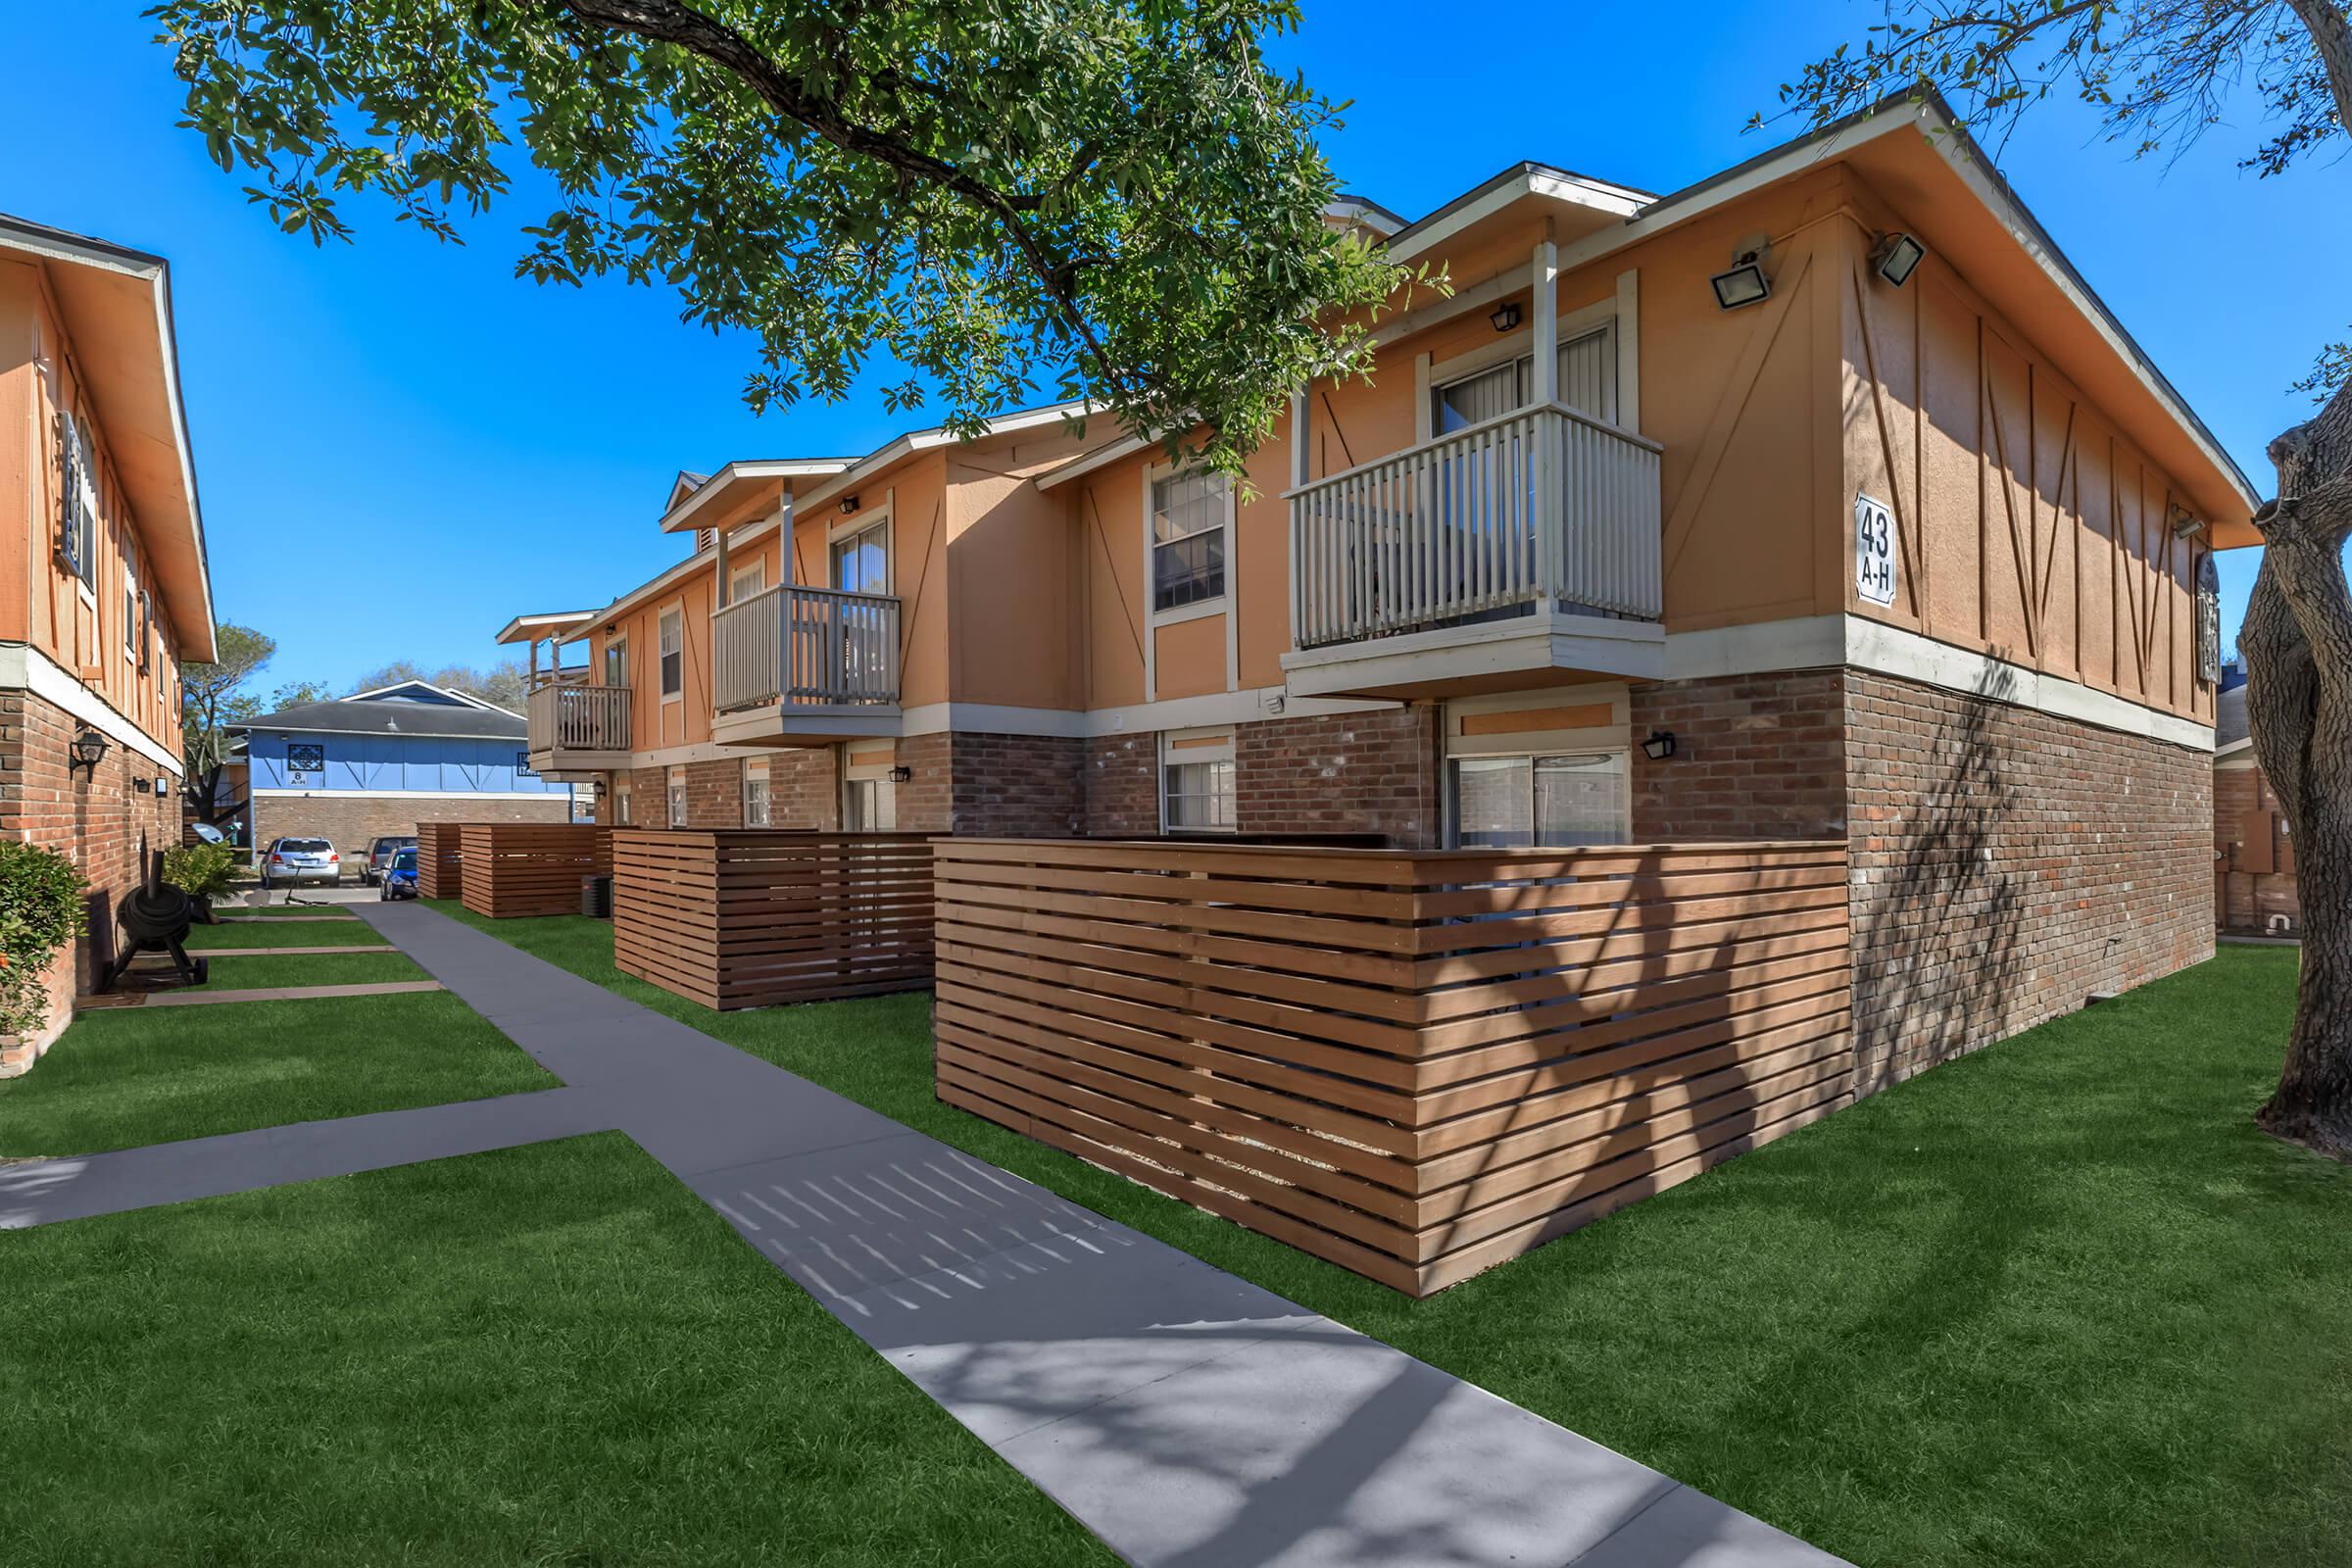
left=232, top=681, right=577, bottom=865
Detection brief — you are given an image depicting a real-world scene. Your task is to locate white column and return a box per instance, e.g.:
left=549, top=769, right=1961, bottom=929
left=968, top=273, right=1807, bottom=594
left=1530, top=238, right=1559, bottom=405
left=777, top=494, right=796, bottom=587
left=1530, top=238, right=1560, bottom=607
left=1289, top=391, right=1308, bottom=650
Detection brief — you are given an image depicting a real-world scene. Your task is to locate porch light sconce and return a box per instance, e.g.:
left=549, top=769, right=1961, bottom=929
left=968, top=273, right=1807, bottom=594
left=838, top=495, right=860, bottom=515
left=1870, top=231, right=1927, bottom=288
left=1490, top=300, right=1522, bottom=333
left=133, top=776, right=151, bottom=794
left=1710, top=252, right=1771, bottom=311
left=68, top=727, right=108, bottom=778
left=1641, top=730, right=1677, bottom=761
left=2170, top=507, right=2205, bottom=540
left=887, top=765, right=912, bottom=783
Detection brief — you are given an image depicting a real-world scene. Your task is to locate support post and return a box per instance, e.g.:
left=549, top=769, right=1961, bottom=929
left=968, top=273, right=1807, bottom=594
left=714, top=522, right=731, bottom=609
left=1530, top=238, right=1560, bottom=606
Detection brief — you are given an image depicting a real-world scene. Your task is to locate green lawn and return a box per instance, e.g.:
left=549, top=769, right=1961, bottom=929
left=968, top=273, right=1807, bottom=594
left=0, top=1132, right=1110, bottom=1568
left=198, top=951, right=427, bottom=989
left=432, top=905, right=2352, bottom=1568
left=0, top=989, right=553, bottom=1157
left=184, top=919, right=391, bottom=950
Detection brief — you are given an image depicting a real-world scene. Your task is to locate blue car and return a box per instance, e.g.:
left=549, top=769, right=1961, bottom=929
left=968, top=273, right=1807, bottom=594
left=380, top=846, right=419, bottom=901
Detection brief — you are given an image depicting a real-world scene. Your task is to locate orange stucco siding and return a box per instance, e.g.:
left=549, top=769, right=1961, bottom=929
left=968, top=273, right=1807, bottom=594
left=0, top=258, right=185, bottom=758
left=1841, top=172, right=2213, bottom=723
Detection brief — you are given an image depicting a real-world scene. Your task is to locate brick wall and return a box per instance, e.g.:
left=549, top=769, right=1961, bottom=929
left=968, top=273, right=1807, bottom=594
left=0, top=690, right=180, bottom=1073
left=950, top=732, right=1084, bottom=836
left=253, top=793, right=572, bottom=859
left=1844, top=667, right=2212, bottom=1093
left=2215, top=760, right=2298, bottom=933
left=893, top=732, right=951, bottom=832
left=770, top=748, right=841, bottom=830
left=1083, top=733, right=1156, bottom=837
left=681, top=758, right=743, bottom=828
left=1235, top=706, right=1441, bottom=847
left=1631, top=671, right=1847, bottom=840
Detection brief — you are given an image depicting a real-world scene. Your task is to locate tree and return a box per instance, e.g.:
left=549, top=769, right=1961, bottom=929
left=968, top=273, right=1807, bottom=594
left=147, top=0, right=1422, bottom=474
left=179, top=622, right=274, bottom=828
left=1771, top=0, right=2352, bottom=1159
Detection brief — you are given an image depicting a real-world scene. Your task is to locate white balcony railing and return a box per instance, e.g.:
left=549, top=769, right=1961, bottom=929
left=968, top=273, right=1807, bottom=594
left=526, top=682, right=631, bottom=755
left=1288, top=402, right=1663, bottom=650
left=713, top=583, right=902, bottom=713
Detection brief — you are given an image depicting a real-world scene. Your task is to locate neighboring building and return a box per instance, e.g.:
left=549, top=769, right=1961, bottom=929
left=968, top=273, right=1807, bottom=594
left=505, top=93, right=2253, bottom=1093
left=231, top=681, right=575, bottom=858
left=2213, top=666, right=2297, bottom=934
left=0, top=214, right=217, bottom=1072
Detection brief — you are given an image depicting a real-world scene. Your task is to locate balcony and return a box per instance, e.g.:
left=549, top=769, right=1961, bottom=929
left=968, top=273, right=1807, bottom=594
left=711, top=582, right=903, bottom=746
left=524, top=681, right=633, bottom=775
left=1282, top=402, right=1666, bottom=699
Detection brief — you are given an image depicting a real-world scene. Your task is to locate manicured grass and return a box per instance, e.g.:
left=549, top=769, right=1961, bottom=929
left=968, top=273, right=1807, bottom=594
left=436, top=906, right=2352, bottom=1568
left=184, top=919, right=391, bottom=950
left=198, top=951, right=427, bottom=989
left=0, top=990, right=553, bottom=1157
left=0, top=1132, right=1110, bottom=1568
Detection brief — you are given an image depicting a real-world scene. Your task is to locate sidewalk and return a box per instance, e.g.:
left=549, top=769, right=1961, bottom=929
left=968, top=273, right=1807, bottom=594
left=347, top=902, right=1846, bottom=1568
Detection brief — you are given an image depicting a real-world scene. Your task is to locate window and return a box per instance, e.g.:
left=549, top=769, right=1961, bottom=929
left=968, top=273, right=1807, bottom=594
left=1430, top=324, right=1617, bottom=434
left=614, top=785, right=633, bottom=826
left=56, top=411, right=96, bottom=589
left=744, top=760, right=771, bottom=826
left=1151, top=469, right=1227, bottom=612
left=831, top=519, right=889, bottom=595
left=658, top=611, right=682, bottom=698
left=1162, top=759, right=1236, bottom=832
left=122, top=556, right=138, bottom=662
left=138, top=590, right=151, bottom=674
left=729, top=561, right=767, bottom=603
left=603, top=637, right=627, bottom=688
left=843, top=776, right=897, bottom=831
left=1450, top=753, right=1627, bottom=848
left=667, top=765, right=688, bottom=826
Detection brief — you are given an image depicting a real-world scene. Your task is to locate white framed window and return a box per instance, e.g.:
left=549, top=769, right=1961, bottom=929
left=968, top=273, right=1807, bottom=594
left=658, top=610, right=682, bottom=699
left=603, top=636, right=627, bottom=688
left=1430, top=322, right=1617, bottom=434
left=830, top=515, right=890, bottom=595
left=57, top=410, right=97, bottom=593
left=122, top=554, right=138, bottom=662
left=743, top=758, right=771, bottom=827
left=729, top=560, right=767, bottom=603
left=667, top=765, right=688, bottom=826
left=614, top=784, right=633, bottom=826
left=1159, top=730, right=1237, bottom=833
left=1450, top=753, right=1627, bottom=848
left=1150, top=469, right=1229, bottom=613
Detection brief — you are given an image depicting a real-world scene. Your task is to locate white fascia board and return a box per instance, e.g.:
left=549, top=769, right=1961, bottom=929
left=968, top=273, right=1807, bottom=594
left=0, top=641, right=185, bottom=774
left=251, top=788, right=568, bottom=801
left=494, top=611, right=598, bottom=645
left=656, top=459, right=855, bottom=533
left=1388, top=165, right=1652, bottom=267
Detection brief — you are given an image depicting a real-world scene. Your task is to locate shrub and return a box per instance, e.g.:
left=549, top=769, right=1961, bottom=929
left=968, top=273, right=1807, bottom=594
left=0, top=840, right=87, bottom=1041
left=162, top=843, right=240, bottom=903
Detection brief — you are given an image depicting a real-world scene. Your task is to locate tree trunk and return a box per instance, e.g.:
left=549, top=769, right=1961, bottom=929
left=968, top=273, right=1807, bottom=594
left=2244, top=368, right=2352, bottom=1160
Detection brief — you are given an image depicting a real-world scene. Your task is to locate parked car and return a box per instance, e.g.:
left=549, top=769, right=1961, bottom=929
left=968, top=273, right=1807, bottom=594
left=362, top=834, right=418, bottom=887
left=260, top=837, right=340, bottom=887
left=380, top=846, right=419, bottom=901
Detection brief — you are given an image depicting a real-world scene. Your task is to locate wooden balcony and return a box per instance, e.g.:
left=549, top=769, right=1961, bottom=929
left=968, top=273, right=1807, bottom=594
left=524, top=682, right=633, bottom=775
left=1282, top=402, right=1666, bottom=699
left=711, top=583, right=903, bottom=746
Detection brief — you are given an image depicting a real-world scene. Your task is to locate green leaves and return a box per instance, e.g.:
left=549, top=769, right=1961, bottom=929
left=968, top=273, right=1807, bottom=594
left=149, top=0, right=1403, bottom=472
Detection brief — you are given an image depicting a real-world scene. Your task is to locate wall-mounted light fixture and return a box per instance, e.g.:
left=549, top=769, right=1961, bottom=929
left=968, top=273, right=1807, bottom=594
left=887, top=765, right=912, bottom=783
left=2170, top=506, right=2205, bottom=540
left=1870, top=231, right=1926, bottom=288
left=1489, top=300, right=1523, bottom=333
left=1709, top=248, right=1771, bottom=311
left=68, top=727, right=108, bottom=779
left=1641, top=730, right=1678, bottom=761
left=133, top=776, right=151, bottom=794
left=155, top=776, right=170, bottom=797
left=839, top=495, right=860, bottom=515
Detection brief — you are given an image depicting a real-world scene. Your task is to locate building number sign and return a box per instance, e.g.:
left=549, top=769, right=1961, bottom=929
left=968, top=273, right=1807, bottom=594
left=286, top=743, right=324, bottom=785
left=1854, top=494, right=1897, bottom=608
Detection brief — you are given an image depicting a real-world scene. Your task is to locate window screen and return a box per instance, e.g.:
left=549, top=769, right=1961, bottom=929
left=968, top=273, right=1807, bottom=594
left=1162, top=759, right=1236, bottom=831
left=659, top=612, right=682, bottom=696
left=1449, top=753, right=1625, bottom=848
left=1152, top=470, right=1227, bottom=612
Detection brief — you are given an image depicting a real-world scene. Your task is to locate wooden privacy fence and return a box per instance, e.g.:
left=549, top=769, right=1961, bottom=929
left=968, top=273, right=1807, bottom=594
left=457, top=822, right=612, bottom=918
left=933, top=837, right=1854, bottom=1296
left=612, top=830, right=938, bottom=1008
left=416, top=823, right=465, bottom=901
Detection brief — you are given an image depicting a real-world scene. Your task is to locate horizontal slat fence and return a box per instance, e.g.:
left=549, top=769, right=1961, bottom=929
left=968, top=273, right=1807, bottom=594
left=613, top=830, right=938, bottom=1008
left=457, top=822, right=612, bottom=918
left=416, top=822, right=466, bottom=901
left=934, top=837, right=1853, bottom=1296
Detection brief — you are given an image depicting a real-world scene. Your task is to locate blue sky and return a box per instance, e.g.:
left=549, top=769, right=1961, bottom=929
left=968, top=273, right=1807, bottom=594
left=4, top=2, right=2336, bottom=689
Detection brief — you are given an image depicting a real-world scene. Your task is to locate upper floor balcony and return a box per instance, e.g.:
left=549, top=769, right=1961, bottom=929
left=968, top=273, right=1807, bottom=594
left=524, top=678, right=633, bottom=775
left=1281, top=401, right=1666, bottom=700
left=711, top=582, right=904, bottom=746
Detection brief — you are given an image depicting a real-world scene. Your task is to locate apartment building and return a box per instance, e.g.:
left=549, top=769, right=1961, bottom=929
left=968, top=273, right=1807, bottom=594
left=0, top=214, right=217, bottom=1071
left=511, top=95, right=2251, bottom=1087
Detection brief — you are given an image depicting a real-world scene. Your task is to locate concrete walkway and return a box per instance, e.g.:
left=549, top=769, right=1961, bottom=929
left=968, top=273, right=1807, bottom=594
left=343, top=903, right=1846, bottom=1568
